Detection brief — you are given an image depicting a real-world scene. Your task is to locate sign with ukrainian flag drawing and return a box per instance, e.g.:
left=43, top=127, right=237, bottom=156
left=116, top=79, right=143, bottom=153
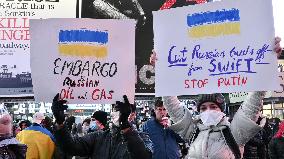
left=153, top=0, right=280, bottom=96
left=30, top=19, right=135, bottom=104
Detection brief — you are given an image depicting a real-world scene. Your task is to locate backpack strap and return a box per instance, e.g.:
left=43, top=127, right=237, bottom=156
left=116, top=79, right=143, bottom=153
left=222, top=126, right=241, bottom=159
left=189, top=126, right=200, bottom=146
left=190, top=126, right=241, bottom=159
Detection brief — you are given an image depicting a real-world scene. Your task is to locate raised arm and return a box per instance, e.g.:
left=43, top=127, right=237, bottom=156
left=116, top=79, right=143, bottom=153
left=122, top=128, right=153, bottom=159
left=54, top=125, right=98, bottom=156
left=163, top=96, right=195, bottom=140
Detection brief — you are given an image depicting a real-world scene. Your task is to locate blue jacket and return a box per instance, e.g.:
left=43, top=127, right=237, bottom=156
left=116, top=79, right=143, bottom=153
left=141, top=118, right=183, bottom=159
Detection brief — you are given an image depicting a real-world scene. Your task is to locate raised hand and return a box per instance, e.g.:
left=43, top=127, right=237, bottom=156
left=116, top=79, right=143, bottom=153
left=51, top=94, right=68, bottom=125
left=114, top=95, right=135, bottom=129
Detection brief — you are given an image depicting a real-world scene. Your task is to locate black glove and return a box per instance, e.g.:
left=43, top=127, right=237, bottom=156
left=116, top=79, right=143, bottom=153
left=51, top=93, right=68, bottom=125
left=181, top=144, right=189, bottom=156
left=114, top=95, right=135, bottom=129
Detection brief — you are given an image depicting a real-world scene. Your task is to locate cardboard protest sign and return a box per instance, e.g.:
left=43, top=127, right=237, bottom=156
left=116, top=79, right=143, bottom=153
left=153, top=0, right=280, bottom=96
left=0, top=0, right=76, bottom=96
left=30, top=19, right=135, bottom=104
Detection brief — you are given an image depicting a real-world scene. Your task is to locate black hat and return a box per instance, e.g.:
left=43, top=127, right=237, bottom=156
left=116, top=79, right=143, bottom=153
left=197, top=93, right=225, bottom=112
left=92, top=111, right=108, bottom=127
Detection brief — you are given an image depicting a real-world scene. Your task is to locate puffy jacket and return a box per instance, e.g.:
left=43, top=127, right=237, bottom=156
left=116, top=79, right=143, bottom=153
left=269, top=137, right=284, bottom=159
left=0, top=136, right=27, bottom=159
left=163, top=91, right=265, bottom=159
left=141, top=118, right=183, bottom=159
left=16, top=123, right=55, bottom=159
left=54, top=126, right=152, bottom=159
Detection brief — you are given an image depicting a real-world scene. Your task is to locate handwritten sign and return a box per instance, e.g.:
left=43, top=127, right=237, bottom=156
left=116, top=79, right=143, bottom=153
left=30, top=19, right=135, bottom=104
left=0, top=0, right=76, bottom=96
left=153, top=0, right=280, bottom=96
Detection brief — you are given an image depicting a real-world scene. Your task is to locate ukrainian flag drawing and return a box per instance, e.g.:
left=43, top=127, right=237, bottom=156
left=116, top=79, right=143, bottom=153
left=58, top=30, right=108, bottom=58
left=187, top=8, right=240, bottom=38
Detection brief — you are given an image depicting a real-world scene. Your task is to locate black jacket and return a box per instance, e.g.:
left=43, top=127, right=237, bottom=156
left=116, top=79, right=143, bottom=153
left=54, top=126, right=152, bottom=159
left=269, top=137, right=284, bottom=159
left=244, top=129, right=271, bottom=159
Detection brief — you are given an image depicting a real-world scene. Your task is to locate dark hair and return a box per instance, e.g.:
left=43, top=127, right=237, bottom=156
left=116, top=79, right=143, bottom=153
left=83, top=118, right=91, bottom=125
left=154, top=98, right=163, bottom=108
left=41, top=116, right=53, bottom=132
left=19, top=120, right=31, bottom=130
left=65, top=116, right=76, bottom=131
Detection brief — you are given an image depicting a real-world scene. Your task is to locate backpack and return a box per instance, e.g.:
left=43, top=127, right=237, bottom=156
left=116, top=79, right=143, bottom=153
left=189, top=125, right=241, bottom=159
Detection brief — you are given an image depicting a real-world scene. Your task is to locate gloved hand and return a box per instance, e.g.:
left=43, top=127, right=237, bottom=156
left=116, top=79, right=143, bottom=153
left=52, top=94, right=68, bottom=125
left=114, top=95, right=135, bottom=129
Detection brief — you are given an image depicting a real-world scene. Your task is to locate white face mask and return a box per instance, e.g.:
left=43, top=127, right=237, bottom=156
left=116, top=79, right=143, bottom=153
left=110, top=111, right=120, bottom=127
left=200, top=110, right=225, bottom=127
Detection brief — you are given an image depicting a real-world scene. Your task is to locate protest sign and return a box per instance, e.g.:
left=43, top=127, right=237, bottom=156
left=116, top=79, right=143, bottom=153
left=153, top=0, right=280, bottom=96
left=30, top=19, right=135, bottom=104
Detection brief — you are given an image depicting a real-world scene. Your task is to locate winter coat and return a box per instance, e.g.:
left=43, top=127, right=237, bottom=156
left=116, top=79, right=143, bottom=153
left=163, top=91, right=265, bottom=159
left=54, top=126, right=152, bottom=159
left=0, top=136, right=27, bottom=159
left=243, top=123, right=271, bottom=159
left=141, top=118, right=184, bottom=159
left=16, top=123, right=55, bottom=159
left=268, top=137, right=284, bottom=159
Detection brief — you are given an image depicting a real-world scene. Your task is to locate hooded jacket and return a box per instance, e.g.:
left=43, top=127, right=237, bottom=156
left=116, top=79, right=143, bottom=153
left=54, top=126, right=152, bottom=159
left=163, top=91, right=265, bottom=159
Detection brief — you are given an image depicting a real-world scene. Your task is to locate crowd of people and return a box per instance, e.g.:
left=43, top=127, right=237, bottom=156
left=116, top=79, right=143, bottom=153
left=0, top=0, right=284, bottom=158
left=1, top=87, right=284, bottom=158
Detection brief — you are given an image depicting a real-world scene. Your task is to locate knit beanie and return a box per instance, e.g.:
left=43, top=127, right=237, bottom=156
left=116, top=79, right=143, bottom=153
left=92, top=111, right=108, bottom=127
left=0, top=105, right=12, bottom=136
left=197, top=93, right=225, bottom=112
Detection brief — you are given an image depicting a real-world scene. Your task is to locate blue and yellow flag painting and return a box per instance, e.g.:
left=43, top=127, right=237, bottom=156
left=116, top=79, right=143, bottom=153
left=187, top=8, right=240, bottom=38
left=58, top=29, right=108, bottom=58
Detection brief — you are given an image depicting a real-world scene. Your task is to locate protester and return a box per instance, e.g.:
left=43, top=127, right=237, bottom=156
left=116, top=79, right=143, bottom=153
left=18, top=120, right=31, bottom=131
left=141, top=98, right=185, bottom=159
left=268, top=120, right=284, bottom=159
left=41, top=116, right=54, bottom=133
left=149, top=38, right=282, bottom=158
left=82, top=118, right=91, bottom=135
left=52, top=94, right=152, bottom=159
left=269, top=117, right=281, bottom=136
left=0, top=104, right=27, bottom=158
left=16, top=112, right=55, bottom=159
left=243, top=111, right=272, bottom=159
left=90, top=110, right=108, bottom=131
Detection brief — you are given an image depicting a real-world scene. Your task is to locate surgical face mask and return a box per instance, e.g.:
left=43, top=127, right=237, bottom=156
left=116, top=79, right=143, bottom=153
left=110, top=111, right=120, bottom=127
left=89, top=121, right=97, bottom=131
left=200, top=110, right=225, bottom=127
